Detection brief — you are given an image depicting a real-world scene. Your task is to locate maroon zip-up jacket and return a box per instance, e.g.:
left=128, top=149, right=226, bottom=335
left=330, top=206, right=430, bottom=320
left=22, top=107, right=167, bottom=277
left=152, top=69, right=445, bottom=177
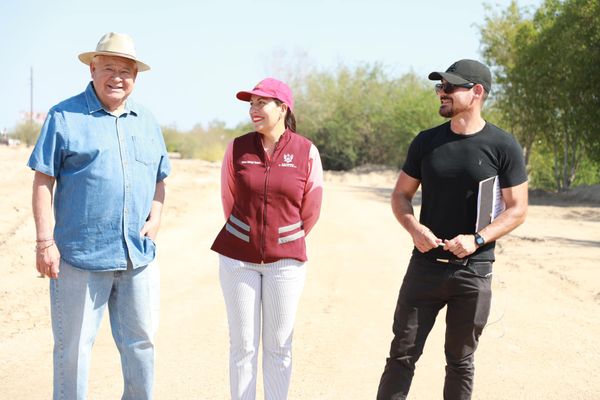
left=211, top=130, right=321, bottom=263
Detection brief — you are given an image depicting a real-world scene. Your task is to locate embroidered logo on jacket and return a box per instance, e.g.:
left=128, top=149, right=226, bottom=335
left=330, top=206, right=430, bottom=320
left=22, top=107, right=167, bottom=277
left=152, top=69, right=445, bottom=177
left=279, top=153, right=297, bottom=168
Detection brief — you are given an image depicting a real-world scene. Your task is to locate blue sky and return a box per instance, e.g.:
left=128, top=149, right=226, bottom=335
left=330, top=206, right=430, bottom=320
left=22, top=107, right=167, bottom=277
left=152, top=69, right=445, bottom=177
left=0, top=0, right=541, bottom=132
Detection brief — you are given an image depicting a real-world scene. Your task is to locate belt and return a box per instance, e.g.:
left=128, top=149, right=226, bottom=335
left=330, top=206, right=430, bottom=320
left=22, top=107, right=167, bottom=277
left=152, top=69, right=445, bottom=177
left=414, top=253, right=473, bottom=266
left=434, top=257, right=469, bottom=266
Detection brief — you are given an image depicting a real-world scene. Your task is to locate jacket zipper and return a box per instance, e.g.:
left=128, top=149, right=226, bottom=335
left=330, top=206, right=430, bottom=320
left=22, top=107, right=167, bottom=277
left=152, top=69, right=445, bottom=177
left=260, top=139, right=280, bottom=262
left=261, top=160, right=270, bottom=262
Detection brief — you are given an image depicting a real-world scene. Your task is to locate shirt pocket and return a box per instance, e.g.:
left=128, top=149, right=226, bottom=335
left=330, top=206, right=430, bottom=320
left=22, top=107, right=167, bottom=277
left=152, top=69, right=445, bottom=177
left=132, top=136, right=158, bottom=165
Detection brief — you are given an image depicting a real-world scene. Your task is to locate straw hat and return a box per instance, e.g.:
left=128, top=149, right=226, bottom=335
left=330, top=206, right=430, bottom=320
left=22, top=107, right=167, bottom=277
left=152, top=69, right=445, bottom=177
left=78, top=32, right=150, bottom=72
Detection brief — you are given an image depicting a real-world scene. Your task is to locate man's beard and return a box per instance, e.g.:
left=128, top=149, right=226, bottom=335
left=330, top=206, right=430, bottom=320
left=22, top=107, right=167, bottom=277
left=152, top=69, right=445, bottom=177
left=439, top=105, right=453, bottom=118
left=438, top=96, right=466, bottom=118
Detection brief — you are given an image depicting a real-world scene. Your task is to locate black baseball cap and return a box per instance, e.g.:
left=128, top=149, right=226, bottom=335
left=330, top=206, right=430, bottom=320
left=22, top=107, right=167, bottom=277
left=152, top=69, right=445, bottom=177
left=428, top=59, right=492, bottom=93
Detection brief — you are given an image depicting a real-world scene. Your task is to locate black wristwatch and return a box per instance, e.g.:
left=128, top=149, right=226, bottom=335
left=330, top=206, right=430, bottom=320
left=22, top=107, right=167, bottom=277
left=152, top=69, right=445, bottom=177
left=474, top=232, right=486, bottom=247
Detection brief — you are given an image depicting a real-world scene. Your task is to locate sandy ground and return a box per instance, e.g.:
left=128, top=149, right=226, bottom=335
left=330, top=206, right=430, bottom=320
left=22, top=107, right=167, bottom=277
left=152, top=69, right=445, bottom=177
left=1, top=144, right=599, bottom=399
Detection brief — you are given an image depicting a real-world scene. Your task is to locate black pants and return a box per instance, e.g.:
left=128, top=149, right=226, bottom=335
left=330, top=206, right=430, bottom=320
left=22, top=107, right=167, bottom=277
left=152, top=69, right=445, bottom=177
left=377, top=255, right=493, bottom=400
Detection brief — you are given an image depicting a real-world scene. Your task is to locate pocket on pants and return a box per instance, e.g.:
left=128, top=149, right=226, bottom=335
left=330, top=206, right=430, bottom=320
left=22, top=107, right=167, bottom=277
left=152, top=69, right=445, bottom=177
left=465, top=261, right=493, bottom=278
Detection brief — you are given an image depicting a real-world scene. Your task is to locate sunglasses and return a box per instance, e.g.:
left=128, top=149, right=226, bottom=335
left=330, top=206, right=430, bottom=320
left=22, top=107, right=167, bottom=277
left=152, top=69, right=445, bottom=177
left=434, top=82, right=475, bottom=94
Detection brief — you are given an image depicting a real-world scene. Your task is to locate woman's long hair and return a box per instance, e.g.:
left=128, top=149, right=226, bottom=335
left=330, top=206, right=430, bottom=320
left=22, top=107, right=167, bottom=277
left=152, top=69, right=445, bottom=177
left=274, top=99, right=296, bottom=132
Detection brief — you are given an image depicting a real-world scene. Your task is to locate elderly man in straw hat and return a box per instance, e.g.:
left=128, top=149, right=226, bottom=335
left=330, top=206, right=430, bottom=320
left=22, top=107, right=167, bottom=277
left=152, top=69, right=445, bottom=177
left=28, top=32, right=170, bottom=400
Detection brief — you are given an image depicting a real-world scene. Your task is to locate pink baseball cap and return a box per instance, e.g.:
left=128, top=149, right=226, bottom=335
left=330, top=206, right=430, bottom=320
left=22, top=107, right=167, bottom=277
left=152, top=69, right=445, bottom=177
left=236, top=77, right=294, bottom=112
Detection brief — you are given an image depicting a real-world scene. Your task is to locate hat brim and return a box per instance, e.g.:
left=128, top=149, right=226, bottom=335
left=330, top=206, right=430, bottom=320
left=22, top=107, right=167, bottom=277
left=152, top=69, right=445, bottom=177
left=78, top=51, right=151, bottom=72
left=236, top=89, right=278, bottom=102
left=428, top=71, right=471, bottom=85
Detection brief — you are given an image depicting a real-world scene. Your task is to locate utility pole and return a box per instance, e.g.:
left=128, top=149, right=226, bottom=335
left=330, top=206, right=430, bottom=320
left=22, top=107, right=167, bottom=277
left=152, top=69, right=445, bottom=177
left=30, top=66, right=34, bottom=123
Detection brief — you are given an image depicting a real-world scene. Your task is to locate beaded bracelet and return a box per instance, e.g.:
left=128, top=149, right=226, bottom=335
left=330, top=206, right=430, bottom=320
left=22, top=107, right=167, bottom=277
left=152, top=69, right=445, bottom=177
left=35, top=242, right=55, bottom=252
left=36, top=237, right=54, bottom=243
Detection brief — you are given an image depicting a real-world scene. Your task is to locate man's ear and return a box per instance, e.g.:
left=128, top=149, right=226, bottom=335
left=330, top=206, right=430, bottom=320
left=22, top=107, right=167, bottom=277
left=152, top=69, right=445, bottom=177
left=473, top=84, right=486, bottom=98
left=89, top=60, right=96, bottom=77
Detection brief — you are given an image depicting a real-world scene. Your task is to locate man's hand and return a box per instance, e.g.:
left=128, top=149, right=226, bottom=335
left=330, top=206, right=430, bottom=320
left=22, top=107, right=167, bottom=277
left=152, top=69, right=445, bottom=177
left=32, top=171, right=59, bottom=278
left=36, top=243, right=60, bottom=279
left=443, top=234, right=478, bottom=259
left=391, top=172, right=441, bottom=253
left=413, top=225, right=443, bottom=253
left=140, top=180, right=166, bottom=241
left=140, top=216, right=161, bottom=241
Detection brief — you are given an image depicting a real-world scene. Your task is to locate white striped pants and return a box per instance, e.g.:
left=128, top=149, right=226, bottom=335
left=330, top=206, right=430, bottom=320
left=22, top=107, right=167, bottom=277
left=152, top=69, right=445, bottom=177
left=219, top=255, right=306, bottom=400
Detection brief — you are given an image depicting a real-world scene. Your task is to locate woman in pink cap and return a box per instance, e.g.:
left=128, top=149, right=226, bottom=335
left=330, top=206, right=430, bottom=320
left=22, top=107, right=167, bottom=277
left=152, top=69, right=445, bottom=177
left=211, top=77, right=323, bottom=400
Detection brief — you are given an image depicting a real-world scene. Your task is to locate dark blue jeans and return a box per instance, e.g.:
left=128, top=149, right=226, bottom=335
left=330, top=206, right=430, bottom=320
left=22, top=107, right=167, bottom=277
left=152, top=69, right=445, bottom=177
left=377, top=255, right=493, bottom=400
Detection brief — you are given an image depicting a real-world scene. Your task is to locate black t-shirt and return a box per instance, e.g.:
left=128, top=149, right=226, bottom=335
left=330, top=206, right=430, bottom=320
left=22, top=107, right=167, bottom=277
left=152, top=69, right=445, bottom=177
left=403, top=121, right=527, bottom=261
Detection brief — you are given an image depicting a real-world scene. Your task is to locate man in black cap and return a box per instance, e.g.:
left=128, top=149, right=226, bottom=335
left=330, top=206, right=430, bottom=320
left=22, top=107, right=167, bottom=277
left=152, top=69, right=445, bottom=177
left=376, top=59, right=528, bottom=399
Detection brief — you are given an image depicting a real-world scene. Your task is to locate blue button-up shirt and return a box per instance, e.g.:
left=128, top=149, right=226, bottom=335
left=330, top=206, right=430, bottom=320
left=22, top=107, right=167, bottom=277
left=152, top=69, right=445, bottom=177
left=28, top=83, right=171, bottom=271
